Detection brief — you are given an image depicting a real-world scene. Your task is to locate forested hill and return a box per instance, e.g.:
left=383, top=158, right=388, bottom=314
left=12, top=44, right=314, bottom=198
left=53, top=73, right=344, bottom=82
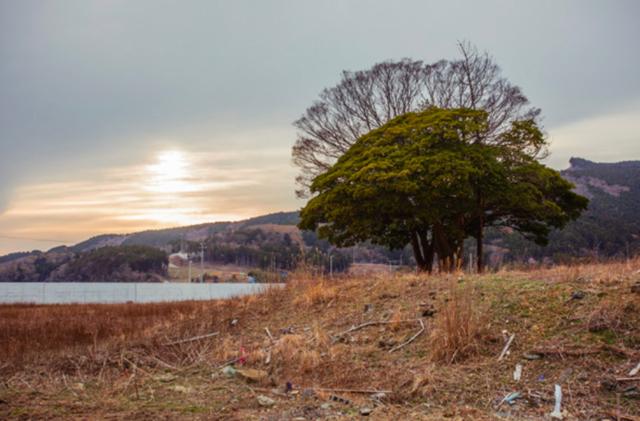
left=559, top=158, right=640, bottom=256
left=2, top=158, right=639, bottom=267
left=489, top=157, right=640, bottom=262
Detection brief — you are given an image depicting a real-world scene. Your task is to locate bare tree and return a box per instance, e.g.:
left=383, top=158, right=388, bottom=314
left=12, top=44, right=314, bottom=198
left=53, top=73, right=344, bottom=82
left=292, top=42, right=543, bottom=197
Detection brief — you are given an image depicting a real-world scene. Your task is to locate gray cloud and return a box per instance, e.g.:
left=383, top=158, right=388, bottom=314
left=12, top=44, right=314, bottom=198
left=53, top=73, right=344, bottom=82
left=1, top=0, right=639, bottom=248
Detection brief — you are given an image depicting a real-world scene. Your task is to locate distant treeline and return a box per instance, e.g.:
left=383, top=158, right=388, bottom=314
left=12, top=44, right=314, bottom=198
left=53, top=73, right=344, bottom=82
left=0, top=245, right=167, bottom=282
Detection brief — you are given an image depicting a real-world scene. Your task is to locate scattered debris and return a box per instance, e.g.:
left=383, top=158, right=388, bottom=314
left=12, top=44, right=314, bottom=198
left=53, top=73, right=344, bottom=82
left=359, top=406, right=374, bottom=416
left=421, top=308, right=436, bottom=317
left=264, top=327, right=275, bottom=342
left=498, top=333, right=516, bottom=361
left=230, top=319, right=239, bottom=326
left=530, top=344, right=638, bottom=359
left=236, top=368, right=268, bottom=383
left=497, top=391, right=521, bottom=408
left=629, top=362, right=640, bottom=377
left=624, top=385, right=639, bottom=398
left=163, top=331, right=219, bottom=346
left=389, top=319, right=425, bottom=353
left=523, top=352, right=542, bottom=360
left=221, top=365, right=237, bottom=377
left=308, top=387, right=392, bottom=395
left=569, top=290, right=586, bottom=300
left=320, top=403, right=332, bottom=410
left=280, top=326, right=295, bottom=335
left=550, top=384, right=563, bottom=419
left=257, top=395, right=275, bottom=407
left=329, top=395, right=351, bottom=405
left=370, top=392, right=387, bottom=402
left=615, top=376, right=640, bottom=382
left=332, top=319, right=421, bottom=343
left=513, top=364, right=523, bottom=382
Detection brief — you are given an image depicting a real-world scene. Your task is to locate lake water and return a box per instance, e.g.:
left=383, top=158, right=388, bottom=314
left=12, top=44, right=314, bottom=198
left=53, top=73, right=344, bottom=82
left=0, top=282, right=281, bottom=304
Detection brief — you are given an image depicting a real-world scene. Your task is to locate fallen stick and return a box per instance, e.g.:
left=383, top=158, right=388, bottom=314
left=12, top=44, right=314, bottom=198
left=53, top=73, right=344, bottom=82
left=264, top=327, right=275, bottom=342
left=629, top=362, right=640, bottom=377
left=163, top=331, right=219, bottom=346
left=306, top=387, right=393, bottom=394
left=389, top=319, right=425, bottom=353
left=615, top=377, right=640, bottom=382
left=498, top=334, right=516, bottom=361
left=149, top=355, right=179, bottom=371
left=605, top=413, right=640, bottom=421
left=332, top=319, right=420, bottom=342
left=530, top=345, right=637, bottom=359
left=215, top=357, right=241, bottom=369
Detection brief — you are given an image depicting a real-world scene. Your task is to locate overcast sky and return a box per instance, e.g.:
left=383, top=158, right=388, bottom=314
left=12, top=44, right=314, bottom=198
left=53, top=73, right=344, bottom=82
left=1, top=0, right=639, bottom=254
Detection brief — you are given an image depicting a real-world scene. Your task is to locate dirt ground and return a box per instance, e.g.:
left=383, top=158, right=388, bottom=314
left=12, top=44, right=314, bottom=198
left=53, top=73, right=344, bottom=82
left=1, top=260, right=639, bottom=420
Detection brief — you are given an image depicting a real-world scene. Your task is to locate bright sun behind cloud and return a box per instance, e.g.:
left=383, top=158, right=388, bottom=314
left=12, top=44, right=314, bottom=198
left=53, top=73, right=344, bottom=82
left=145, top=150, right=196, bottom=194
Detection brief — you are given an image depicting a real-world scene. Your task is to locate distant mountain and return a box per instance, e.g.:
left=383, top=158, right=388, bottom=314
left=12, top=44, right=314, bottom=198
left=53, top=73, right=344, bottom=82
left=68, top=211, right=300, bottom=253
left=2, top=158, right=639, bottom=273
left=487, top=157, right=640, bottom=263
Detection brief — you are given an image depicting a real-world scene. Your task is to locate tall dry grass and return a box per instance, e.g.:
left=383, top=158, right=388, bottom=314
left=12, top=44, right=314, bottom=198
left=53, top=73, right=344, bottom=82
left=427, top=279, right=488, bottom=363
left=0, top=301, right=223, bottom=367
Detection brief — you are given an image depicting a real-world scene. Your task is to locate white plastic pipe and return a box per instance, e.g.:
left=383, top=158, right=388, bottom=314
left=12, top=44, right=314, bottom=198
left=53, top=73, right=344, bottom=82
left=550, top=384, right=563, bottom=419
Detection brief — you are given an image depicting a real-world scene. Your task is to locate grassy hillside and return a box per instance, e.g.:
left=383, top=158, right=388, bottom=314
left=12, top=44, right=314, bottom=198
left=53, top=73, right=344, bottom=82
left=1, top=261, right=639, bottom=419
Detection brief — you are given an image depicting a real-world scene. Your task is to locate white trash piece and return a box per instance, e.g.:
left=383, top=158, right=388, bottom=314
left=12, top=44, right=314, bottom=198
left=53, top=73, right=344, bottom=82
left=550, top=384, right=563, bottom=419
left=513, top=364, right=522, bottom=382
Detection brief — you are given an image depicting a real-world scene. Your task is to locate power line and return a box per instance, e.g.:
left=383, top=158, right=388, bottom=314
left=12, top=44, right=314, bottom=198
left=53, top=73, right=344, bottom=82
left=0, top=234, right=69, bottom=244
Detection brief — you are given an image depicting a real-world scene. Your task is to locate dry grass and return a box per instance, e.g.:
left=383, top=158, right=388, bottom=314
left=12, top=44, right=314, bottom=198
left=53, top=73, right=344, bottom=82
left=427, top=278, right=488, bottom=363
left=1, top=259, right=639, bottom=419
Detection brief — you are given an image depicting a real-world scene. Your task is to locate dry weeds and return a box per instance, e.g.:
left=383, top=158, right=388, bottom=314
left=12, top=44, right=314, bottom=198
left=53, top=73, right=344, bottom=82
left=0, top=259, right=639, bottom=419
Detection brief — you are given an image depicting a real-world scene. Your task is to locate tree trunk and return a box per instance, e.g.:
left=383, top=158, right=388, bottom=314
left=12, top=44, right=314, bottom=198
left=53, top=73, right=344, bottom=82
left=418, top=231, right=434, bottom=273
left=476, top=216, right=484, bottom=274
left=410, top=230, right=433, bottom=273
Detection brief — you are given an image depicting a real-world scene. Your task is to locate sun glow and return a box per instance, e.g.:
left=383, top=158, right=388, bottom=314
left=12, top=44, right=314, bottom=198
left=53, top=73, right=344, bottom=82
left=145, top=150, right=197, bottom=193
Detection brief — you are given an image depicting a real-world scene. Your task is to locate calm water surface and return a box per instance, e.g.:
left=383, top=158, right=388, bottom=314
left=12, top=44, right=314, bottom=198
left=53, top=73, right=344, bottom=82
left=0, top=282, right=280, bottom=304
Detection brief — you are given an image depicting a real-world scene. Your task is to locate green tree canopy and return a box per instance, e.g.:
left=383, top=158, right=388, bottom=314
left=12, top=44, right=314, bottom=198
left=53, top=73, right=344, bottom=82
left=298, top=108, right=588, bottom=273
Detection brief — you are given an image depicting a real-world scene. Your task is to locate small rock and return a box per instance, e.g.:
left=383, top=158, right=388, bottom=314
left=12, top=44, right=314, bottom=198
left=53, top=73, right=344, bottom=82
left=301, top=388, right=315, bottom=397
left=169, top=385, right=190, bottom=393
left=257, top=394, right=275, bottom=407
left=359, top=407, right=373, bottom=416
left=370, top=392, right=387, bottom=402
left=600, top=379, right=617, bottom=391
left=422, top=308, right=436, bottom=317
left=363, top=303, right=373, bottom=313
left=320, top=403, right=332, bottom=410
left=73, top=382, right=85, bottom=391
left=523, top=353, right=542, bottom=360
left=230, top=318, right=239, bottom=326
left=221, top=365, right=237, bottom=377
left=570, top=290, right=586, bottom=300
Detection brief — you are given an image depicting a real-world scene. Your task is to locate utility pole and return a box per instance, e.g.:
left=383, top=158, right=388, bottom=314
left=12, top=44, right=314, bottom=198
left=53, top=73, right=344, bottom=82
left=188, top=259, right=192, bottom=283
left=199, top=241, right=206, bottom=283
left=329, top=254, right=334, bottom=278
